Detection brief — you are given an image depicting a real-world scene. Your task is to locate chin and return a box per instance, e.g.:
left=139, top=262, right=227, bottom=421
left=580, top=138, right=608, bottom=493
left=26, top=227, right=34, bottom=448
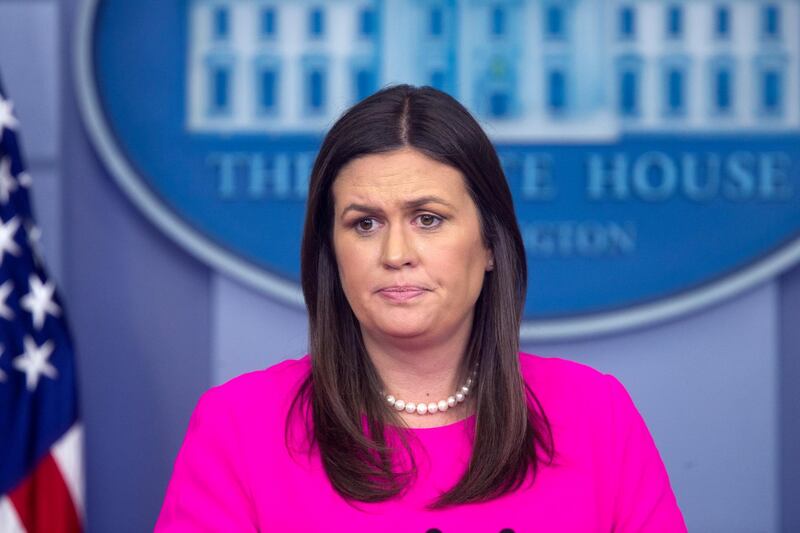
left=371, top=317, right=433, bottom=340
left=377, top=324, right=430, bottom=339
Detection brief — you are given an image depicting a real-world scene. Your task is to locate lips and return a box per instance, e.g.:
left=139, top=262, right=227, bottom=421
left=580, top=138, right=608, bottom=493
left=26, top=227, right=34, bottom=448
left=377, top=286, right=429, bottom=303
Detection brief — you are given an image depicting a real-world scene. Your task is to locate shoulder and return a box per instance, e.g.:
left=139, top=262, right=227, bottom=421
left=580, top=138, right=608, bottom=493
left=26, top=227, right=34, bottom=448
left=518, top=353, right=687, bottom=529
left=213, top=355, right=311, bottom=400
left=519, top=351, right=613, bottom=392
left=158, top=357, right=311, bottom=529
left=517, top=351, right=631, bottom=419
left=195, top=355, right=311, bottom=425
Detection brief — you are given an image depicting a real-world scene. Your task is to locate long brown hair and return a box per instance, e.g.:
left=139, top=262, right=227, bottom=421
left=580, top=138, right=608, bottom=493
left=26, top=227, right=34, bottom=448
left=287, top=84, right=554, bottom=508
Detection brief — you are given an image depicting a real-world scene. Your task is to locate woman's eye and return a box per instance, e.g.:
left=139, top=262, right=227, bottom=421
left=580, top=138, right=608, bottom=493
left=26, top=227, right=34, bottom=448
left=417, top=214, right=442, bottom=228
left=356, top=218, right=376, bottom=232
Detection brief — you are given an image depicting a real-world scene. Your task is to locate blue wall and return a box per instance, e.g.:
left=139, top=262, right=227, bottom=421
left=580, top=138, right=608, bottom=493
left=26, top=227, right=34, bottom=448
left=0, top=0, right=797, bottom=531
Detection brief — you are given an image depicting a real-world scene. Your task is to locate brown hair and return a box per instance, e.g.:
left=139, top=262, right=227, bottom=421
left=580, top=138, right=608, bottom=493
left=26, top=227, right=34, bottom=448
left=287, top=84, right=554, bottom=508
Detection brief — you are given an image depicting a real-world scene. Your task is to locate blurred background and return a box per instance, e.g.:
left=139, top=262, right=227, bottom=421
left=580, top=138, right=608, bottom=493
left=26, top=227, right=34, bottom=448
left=0, top=0, right=799, bottom=531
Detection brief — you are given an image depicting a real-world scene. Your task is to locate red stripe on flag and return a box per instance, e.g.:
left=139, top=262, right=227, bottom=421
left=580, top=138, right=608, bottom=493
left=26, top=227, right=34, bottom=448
left=8, top=452, right=82, bottom=533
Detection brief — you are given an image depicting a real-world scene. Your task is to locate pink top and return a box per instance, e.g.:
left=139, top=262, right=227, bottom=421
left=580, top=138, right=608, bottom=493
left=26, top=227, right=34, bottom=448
left=156, top=353, right=687, bottom=532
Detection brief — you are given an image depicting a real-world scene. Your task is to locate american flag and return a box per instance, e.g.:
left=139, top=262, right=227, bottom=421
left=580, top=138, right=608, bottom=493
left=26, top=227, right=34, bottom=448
left=0, top=73, right=83, bottom=531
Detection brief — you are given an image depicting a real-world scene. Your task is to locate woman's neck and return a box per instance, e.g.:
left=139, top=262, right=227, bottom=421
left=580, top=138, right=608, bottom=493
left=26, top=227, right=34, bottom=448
left=361, top=325, right=476, bottom=428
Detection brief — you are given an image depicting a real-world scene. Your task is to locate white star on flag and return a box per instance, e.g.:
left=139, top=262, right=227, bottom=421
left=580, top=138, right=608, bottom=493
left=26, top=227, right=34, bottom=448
left=25, top=221, right=44, bottom=262
left=0, top=346, right=6, bottom=382
left=0, top=279, right=15, bottom=320
left=0, top=95, right=19, bottom=135
left=17, top=171, right=32, bottom=187
left=0, top=215, right=21, bottom=265
left=21, top=273, right=61, bottom=330
left=0, top=156, right=18, bottom=204
left=26, top=221, right=42, bottom=245
left=12, top=336, right=57, bottom=391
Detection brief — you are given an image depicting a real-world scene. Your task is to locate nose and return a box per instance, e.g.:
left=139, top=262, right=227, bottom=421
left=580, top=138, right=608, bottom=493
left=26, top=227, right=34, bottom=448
left=381, top=223, right=418, bottom=269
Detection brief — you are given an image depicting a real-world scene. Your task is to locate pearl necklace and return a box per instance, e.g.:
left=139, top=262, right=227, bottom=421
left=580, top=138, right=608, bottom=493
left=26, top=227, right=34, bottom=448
left=384, top=370, right=477, bottom=416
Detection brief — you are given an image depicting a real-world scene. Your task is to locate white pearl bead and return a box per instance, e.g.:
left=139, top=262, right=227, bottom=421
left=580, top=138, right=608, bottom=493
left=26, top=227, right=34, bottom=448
left=384, top=369, right=479, bottom=415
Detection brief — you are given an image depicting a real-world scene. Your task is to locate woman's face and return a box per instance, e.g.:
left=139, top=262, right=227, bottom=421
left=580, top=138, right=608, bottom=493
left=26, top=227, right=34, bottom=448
left=331, top=148, right=493, bottom=346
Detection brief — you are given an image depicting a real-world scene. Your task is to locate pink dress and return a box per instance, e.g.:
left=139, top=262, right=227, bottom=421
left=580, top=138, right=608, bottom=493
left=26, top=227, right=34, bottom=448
left=155, top=353, right=687, bottom=532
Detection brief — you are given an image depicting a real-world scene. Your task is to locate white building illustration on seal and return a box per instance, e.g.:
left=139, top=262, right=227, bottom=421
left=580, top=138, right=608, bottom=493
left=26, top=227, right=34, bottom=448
left=186, top=0, right=800, bottom=139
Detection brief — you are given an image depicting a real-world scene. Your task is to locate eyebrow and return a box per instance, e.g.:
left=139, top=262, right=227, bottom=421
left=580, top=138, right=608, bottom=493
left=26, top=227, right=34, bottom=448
left=339, top=195, right=456, bottom=219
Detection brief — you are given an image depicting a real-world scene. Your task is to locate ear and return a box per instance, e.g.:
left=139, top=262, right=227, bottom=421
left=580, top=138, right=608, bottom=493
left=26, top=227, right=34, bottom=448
left=486, top=248, right=495, bottom=272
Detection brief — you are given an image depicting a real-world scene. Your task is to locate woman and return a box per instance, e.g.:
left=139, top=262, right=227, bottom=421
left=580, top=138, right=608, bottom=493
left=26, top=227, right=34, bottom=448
left=156, top=85, right=687, bottom=532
